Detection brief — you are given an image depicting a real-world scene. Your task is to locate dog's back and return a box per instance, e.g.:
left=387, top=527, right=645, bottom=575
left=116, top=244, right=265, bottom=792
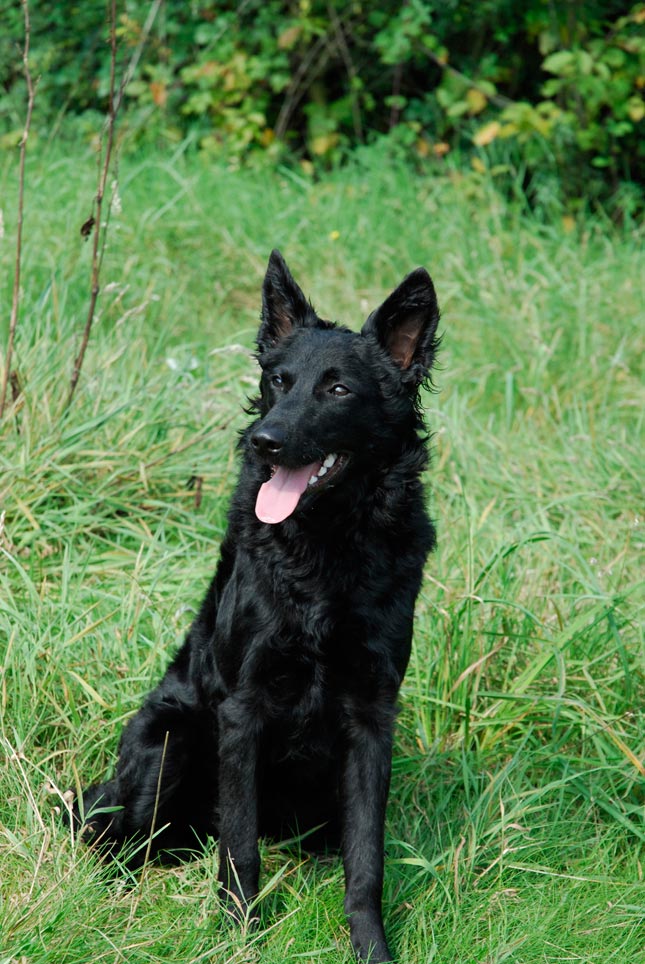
left=76, top=251, right=440, bottom=963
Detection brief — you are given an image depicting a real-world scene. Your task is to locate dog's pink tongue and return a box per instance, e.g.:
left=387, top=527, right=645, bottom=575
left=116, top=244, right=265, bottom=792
left=255, top=463, right=319, bottom=524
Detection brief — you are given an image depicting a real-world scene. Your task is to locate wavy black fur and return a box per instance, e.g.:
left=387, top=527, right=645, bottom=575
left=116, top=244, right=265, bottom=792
left=75, top=250, right=440, bottom=964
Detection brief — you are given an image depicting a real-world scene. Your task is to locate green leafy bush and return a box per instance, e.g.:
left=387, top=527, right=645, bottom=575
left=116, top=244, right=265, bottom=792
left=471, top=4, right=645, bottom=214
left=0, top=0, right=642, bottom=215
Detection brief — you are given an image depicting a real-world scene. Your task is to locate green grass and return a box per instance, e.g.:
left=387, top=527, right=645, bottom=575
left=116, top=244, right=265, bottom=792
left=1, top=140, right=643, bottom=963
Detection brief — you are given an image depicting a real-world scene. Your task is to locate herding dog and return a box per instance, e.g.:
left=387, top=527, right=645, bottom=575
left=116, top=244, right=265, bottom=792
left=75, top=250, right=440, bottom=963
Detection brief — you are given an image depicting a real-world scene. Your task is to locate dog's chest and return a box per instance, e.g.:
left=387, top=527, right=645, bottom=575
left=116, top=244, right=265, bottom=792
left=216, top=532, right=406, bottom=710
left=249, top=641, right=348, bottom=766
left=257, top=644, right=326, bottom=712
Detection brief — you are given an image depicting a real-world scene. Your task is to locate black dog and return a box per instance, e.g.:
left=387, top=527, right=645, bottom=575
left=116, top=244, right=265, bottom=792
left=76, top=251, right=439, bottom=963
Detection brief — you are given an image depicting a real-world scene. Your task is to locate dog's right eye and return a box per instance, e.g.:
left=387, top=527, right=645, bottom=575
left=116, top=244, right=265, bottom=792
left=270, top=374, right=285, bottom=389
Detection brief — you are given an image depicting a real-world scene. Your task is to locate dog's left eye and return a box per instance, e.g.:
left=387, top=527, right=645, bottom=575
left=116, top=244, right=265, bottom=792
left=270, top=374, right=285, bottom=389
left=330, top=384, right=350, bottom=397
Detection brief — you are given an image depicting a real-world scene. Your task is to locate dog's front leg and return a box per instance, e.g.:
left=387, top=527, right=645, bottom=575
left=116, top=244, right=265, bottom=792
left=342, top=714, right=395, bottom=964
left=217, top=696, right=260, bottom=920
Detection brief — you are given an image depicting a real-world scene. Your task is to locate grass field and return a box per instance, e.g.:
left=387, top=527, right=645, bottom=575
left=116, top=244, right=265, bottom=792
left=1, top=141, right=643, bottom=963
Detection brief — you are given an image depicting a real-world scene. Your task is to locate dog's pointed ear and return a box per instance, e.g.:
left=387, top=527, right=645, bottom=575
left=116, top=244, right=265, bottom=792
left=257, top=250, right=313, bottom=353
left=362, top=268, right=440, bottom=384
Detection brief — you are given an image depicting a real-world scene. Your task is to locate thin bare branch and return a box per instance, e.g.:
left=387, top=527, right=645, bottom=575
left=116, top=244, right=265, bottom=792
left=327, top=4, right=364, bottom=143
left=274, top=32, right=335, bottom=143
left=1, top=0, right=35, bottom=422
left=113, top=0, right=164, bottom=117
left=424, top=47, right=513, bottom=110
left=389, top=63, right=403, bottom=131
left=66, top=0, right=118, bottom=410
left=66, top=0, right=163, bottom=410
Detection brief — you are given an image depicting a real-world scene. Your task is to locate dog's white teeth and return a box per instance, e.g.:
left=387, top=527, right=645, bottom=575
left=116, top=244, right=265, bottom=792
left=308, top=455, right=339, bottom=487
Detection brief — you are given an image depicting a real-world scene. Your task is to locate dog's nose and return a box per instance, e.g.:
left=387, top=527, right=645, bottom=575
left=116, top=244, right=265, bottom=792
left=251, top=425, right=285, bottom=458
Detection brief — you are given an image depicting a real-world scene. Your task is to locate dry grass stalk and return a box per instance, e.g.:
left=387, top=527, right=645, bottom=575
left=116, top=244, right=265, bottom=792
left=66, top=0, right=162, bottom=410
left=0, top=0, right=35, bottom=422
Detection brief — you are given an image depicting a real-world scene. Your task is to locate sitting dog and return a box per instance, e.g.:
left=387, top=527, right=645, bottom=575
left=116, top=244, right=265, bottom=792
left=75, top=250, right=440, bottom=963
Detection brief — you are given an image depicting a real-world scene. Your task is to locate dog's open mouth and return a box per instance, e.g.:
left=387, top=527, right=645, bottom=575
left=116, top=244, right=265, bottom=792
left=255, top=453, right=348, bottom=525
left=306, top=452, right=347, bottom=489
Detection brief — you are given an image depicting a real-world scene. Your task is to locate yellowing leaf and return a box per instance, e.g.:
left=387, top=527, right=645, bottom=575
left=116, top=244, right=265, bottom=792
left=471, top=157, right=486, bottom=174
left=627, top=96, right=645, bottom=122
left=278, top=25, right=301, bottom=50
left=311, top=133, right=339, bottom=156
left=149, top=81, right=167, bottom=108
left=466, top=88, right=487, bottom=115
left=0, top=129, right=23, bottom=149
left=196, top=60, right=220, bottom=80
left=499, top=122, right=519, bottom=139
left=472, top=121, right=501, bottom=147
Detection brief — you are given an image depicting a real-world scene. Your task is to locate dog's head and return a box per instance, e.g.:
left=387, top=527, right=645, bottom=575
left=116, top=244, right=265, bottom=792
left=249, top=250, right=440, bottom=524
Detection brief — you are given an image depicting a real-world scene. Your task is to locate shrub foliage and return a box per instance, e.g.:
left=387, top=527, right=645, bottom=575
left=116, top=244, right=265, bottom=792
left=0, top=0, right=643, bottom=212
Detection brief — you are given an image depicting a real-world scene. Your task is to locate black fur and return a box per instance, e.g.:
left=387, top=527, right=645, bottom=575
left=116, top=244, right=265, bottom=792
left=75, top=250, right=440, bottom=963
